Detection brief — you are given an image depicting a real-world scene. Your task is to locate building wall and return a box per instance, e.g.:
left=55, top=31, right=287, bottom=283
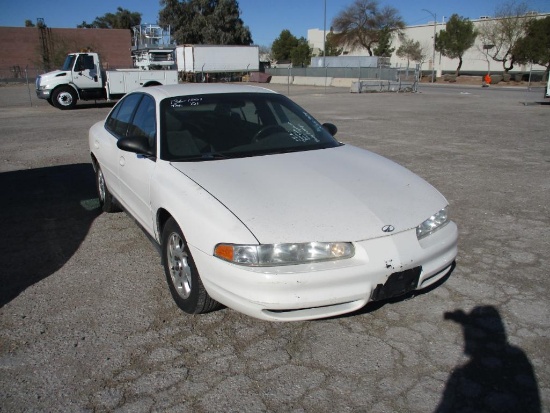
left=308, top=13, right=549, bottom=74
left=0, top=27, right=132, bottom=73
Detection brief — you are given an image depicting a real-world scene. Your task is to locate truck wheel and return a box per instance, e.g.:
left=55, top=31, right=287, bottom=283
left=162, top=217, right=220, bottom=314
left=52, top=86, right=77, bottom=110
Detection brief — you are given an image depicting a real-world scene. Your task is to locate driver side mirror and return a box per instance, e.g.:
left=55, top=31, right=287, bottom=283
left=117, top=136, right=155, bottom=157
left=322, top=123, right=338, bottom=136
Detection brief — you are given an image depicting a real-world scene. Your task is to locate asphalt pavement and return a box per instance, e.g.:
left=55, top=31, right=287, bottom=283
left=0, top=82, right=548, bottom=412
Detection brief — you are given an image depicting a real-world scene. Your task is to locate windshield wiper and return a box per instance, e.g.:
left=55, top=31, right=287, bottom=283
left=269, top=144, right=335, bottom=155
left=170, top=152, right=231, bottom=162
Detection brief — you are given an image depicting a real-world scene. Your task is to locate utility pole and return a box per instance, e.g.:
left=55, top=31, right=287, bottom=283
left=322, top=0, right=326, bottom=65
left=422, top=9, right=437, bottom=83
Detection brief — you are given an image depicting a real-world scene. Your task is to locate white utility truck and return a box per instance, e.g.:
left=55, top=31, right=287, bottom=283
left=36, top=52, right=178, bottom=109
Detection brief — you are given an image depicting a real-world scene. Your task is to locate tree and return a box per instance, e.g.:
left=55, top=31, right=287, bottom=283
left=513, top=16, right=550, bottom=79
left=478, top=1, right=534, bottom=72
left=435, top=14, right=477, bottom=76
left=324, top=29, right=343, bottom=56
left=290, top=37, right=312, bottom=67
left=76, top=21, right=95, bottom=29
left=331, top=0, right=404, bottom=56
left=25, top=20, right=35, bottom=27
left=372, top=27, right=394, bottom=57
left=271, top=30, right=311, bottom=66
left=271, top=30, right=299, bottom=61
left=78, top=7, right=142, bottom=29
left=159, top=0, right=252, bottom=45
left=396, top=36, right=424, bottom=67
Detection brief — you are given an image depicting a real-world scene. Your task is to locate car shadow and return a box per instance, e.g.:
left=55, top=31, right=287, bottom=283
left=434, top=305, right=541, bottom=413
left=0, top=163, right=100, bottom=308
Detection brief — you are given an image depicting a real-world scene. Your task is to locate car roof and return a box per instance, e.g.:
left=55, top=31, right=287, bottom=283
left=137, top=83, right=278, bottom=100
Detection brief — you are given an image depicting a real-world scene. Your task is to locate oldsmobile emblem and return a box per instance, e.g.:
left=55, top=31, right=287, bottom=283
left=382, top=225, right=395, bottom=233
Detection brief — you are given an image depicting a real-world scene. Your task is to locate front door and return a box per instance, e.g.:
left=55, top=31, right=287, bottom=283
left=72, top=54, right=100, bottom=90
left=117, top=94, right=158, bottom=235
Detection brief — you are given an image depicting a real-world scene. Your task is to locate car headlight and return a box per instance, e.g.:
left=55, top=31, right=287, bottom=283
left=214, top=242, right=355, bottom=266
left=416, top=206, right=450, bottom=240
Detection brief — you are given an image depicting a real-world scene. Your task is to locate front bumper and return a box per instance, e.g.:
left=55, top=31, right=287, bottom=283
left=191, top=222, right=458, bottom=321
left=36, top=89, right=51, bottom=99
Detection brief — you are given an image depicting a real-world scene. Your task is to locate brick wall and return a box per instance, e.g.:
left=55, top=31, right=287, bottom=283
left=0, top=27, right=133, bottom=73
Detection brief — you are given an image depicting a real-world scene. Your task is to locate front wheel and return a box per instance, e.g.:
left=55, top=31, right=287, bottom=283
left=95, top=165, right=120, bottom=213
left=52, top=86, right=77, bottom=110
left=162, top=218, right=219, bottom=314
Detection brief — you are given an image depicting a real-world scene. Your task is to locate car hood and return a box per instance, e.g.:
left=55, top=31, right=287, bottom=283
left=171, top=145, right=448, bottom=244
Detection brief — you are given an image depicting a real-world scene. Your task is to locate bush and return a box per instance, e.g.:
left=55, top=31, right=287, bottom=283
left=502, top=73, right=511, bottom=82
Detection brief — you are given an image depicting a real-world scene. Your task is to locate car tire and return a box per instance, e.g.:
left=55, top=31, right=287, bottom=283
left=162, top=217, right=220, bottom=314
left=95, top=166, right=120, bottom=213
left=46, top=97, right=54, bottom=107
left=52, top=86, right=77, bottom=110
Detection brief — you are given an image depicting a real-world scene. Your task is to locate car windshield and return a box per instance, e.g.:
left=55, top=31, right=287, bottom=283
left=160, top=92, right=341, bottom=161
left=61, top=55, right=76, bottom=71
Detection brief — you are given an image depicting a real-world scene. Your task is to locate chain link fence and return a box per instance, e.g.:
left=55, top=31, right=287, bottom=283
left=0, top=66, right=45, bottom=83
left=266, top=66, right=400, bottom=81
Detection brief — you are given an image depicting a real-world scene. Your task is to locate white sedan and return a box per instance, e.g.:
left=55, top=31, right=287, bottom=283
left=89, top=84, right=457, bottom=321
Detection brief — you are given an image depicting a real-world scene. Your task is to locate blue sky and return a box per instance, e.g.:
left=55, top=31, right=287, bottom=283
left=1, top=0, right=548, bottom=46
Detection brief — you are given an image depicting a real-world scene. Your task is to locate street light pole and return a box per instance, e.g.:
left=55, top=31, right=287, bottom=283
left=422, top=9, right=437, bottom=83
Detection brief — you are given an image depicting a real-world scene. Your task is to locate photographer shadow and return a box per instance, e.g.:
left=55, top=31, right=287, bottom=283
left=0, top=164, right=100, bottom=307
left=435, top=305, right=540, bottom=413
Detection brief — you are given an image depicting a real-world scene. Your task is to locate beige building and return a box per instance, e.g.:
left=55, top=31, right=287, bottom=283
left=308, top=13, right=549, bottom=75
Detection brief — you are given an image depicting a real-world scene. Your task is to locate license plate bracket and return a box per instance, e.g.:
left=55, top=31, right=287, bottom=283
left=371, top=267, right=422, bottom=302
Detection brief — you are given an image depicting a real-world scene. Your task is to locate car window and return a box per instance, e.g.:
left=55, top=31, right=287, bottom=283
left=105, top=93, right=143, bottom=138
left=160, top=93, right=340, bottom=161
left=267, top=100, right=318, bottom=143
left=128, top=94, right=157, bottom=154
left=76, top=54, right=95, bottom=71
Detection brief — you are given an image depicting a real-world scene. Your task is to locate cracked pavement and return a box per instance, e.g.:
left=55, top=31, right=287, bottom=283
left=0, top=82, right=548, bottom=412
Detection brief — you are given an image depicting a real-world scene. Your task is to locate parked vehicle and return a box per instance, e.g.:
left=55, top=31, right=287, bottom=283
left=546, top=74, right=550, bottom=98
left=36, top=52, right=178, bottom=109
left=176, top=45, right=259, bottom=78
left=88, top=84, right=458, bottom=321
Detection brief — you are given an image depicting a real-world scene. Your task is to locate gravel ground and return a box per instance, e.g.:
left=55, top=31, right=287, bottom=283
left=0, top=82, right=548, bottom=412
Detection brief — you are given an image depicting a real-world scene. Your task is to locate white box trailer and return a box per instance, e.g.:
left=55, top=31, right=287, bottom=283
left=176, top=45, right=259, bottom=73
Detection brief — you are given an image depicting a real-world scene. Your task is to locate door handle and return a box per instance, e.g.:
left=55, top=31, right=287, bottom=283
left=119, top=156, right=125, bottom=166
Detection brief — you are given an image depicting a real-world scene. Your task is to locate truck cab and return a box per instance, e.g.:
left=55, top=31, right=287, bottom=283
left=36, top=53, right=104, bottom=109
